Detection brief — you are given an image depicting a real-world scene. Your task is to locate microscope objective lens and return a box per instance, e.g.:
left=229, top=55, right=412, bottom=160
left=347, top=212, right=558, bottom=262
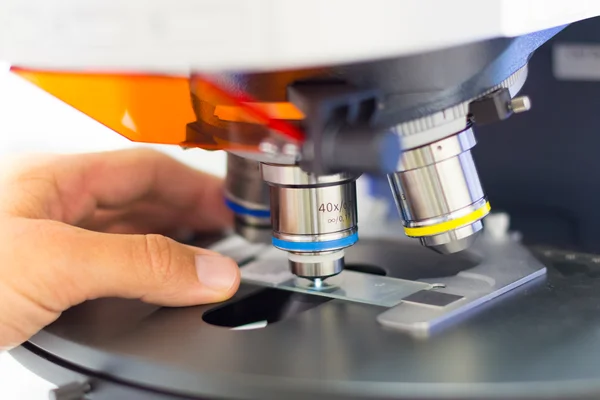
left=388, top=127, right=489, bottom=254
left=261, top=163, right=359, bottom=280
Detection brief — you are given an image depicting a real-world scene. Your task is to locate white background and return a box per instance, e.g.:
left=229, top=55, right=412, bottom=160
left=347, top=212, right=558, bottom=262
left=0, top=61, right=227, bottom=399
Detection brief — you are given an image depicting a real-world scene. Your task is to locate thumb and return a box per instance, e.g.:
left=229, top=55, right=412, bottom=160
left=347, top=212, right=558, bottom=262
left=18, top=219, right=241, bottom=308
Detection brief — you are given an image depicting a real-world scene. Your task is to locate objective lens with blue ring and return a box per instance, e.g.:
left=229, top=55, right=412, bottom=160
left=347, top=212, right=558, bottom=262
left=225, top=198, right=271, bottom=219
left=225, top=154, right=272, bottom=243
left=272, top=232, right=358, bottom=252
left=261, top=163, right=360, bottom=280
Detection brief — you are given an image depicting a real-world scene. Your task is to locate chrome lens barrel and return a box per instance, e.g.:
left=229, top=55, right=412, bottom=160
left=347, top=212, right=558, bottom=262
left=261, top=163, right=359, bottom=279
left=224, top=154, right=271, bottom=243
left=388, top=127, right=490, bottom=254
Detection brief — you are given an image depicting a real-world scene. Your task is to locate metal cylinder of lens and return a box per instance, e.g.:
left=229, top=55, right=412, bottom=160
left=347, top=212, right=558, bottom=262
left=388, top=127, right=489, bottom=254
left=224, top=154, right=271, bottom=243
left=261, top=163, right=359, bottom=279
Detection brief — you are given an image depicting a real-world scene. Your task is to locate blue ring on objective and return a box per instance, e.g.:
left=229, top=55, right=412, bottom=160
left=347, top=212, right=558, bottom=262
left=225, top=198, right=271, bottom=218
left=272, top=232, right=358, bottom=252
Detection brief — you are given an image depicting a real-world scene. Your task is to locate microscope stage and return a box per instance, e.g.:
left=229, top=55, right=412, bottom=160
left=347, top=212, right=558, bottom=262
left=12, top=235, right=600, bottom=400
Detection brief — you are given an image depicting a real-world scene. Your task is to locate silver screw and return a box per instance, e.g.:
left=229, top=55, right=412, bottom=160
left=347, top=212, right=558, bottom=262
left=282, top=143, right=299, bottom=157
left=510, top=96, right=532, bottom=114
left=258, top=140, right=279, bottom=155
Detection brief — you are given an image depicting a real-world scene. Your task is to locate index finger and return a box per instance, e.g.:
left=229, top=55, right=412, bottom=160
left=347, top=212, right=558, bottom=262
left=0, top=148, right=232, bottom=232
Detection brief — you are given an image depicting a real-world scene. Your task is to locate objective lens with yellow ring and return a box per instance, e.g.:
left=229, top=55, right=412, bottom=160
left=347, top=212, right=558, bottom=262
left=388, top=127, right=489, bottom=254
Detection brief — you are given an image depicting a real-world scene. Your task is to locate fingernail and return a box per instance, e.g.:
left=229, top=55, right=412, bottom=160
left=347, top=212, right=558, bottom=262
left=195, top=254, right=238, bottom=292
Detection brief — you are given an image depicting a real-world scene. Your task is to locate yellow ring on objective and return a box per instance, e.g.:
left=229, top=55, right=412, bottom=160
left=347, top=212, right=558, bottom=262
left=403, top=202, right=491, bottom=237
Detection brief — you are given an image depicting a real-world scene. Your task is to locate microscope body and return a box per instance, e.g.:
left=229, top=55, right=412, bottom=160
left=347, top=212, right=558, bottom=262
left=4, top=4, right=597, bottom=283
left=7, top=3, right=600, bottom=399
left=0, top=3, right=586, bottom=321
left=10, top=28, right=550, bottom=284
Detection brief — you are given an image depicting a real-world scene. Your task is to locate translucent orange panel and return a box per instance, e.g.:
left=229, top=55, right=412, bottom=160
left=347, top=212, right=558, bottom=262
left=189, top=76, right=305, bottom=143
left=12, top=68, right=196, bottom=146
left=10, top=68, right=305, bottom=151
left=214, top=103, right=304, bottom=123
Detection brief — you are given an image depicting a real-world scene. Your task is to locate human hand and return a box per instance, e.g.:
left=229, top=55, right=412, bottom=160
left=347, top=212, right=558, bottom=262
left=0, top=148, right=240, bottom=350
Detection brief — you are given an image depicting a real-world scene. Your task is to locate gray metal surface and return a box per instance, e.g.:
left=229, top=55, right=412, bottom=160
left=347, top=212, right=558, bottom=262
left=225, top=234, right=544, bottom=335
left=378, top=235, right=546, bottom=335
left=240, top=247, right=431, bottom=307
left=19, top=232, right=600, bottom=400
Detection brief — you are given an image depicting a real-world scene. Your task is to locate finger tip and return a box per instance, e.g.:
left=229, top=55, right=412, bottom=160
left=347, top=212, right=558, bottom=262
left=215, top=256, right=241, bottom=299
left=195, top=254, right=240, bottom=301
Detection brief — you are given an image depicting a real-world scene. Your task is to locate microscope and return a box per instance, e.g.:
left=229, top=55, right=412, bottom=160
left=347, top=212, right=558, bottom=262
left=5, top=2, right=600, bottom=399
